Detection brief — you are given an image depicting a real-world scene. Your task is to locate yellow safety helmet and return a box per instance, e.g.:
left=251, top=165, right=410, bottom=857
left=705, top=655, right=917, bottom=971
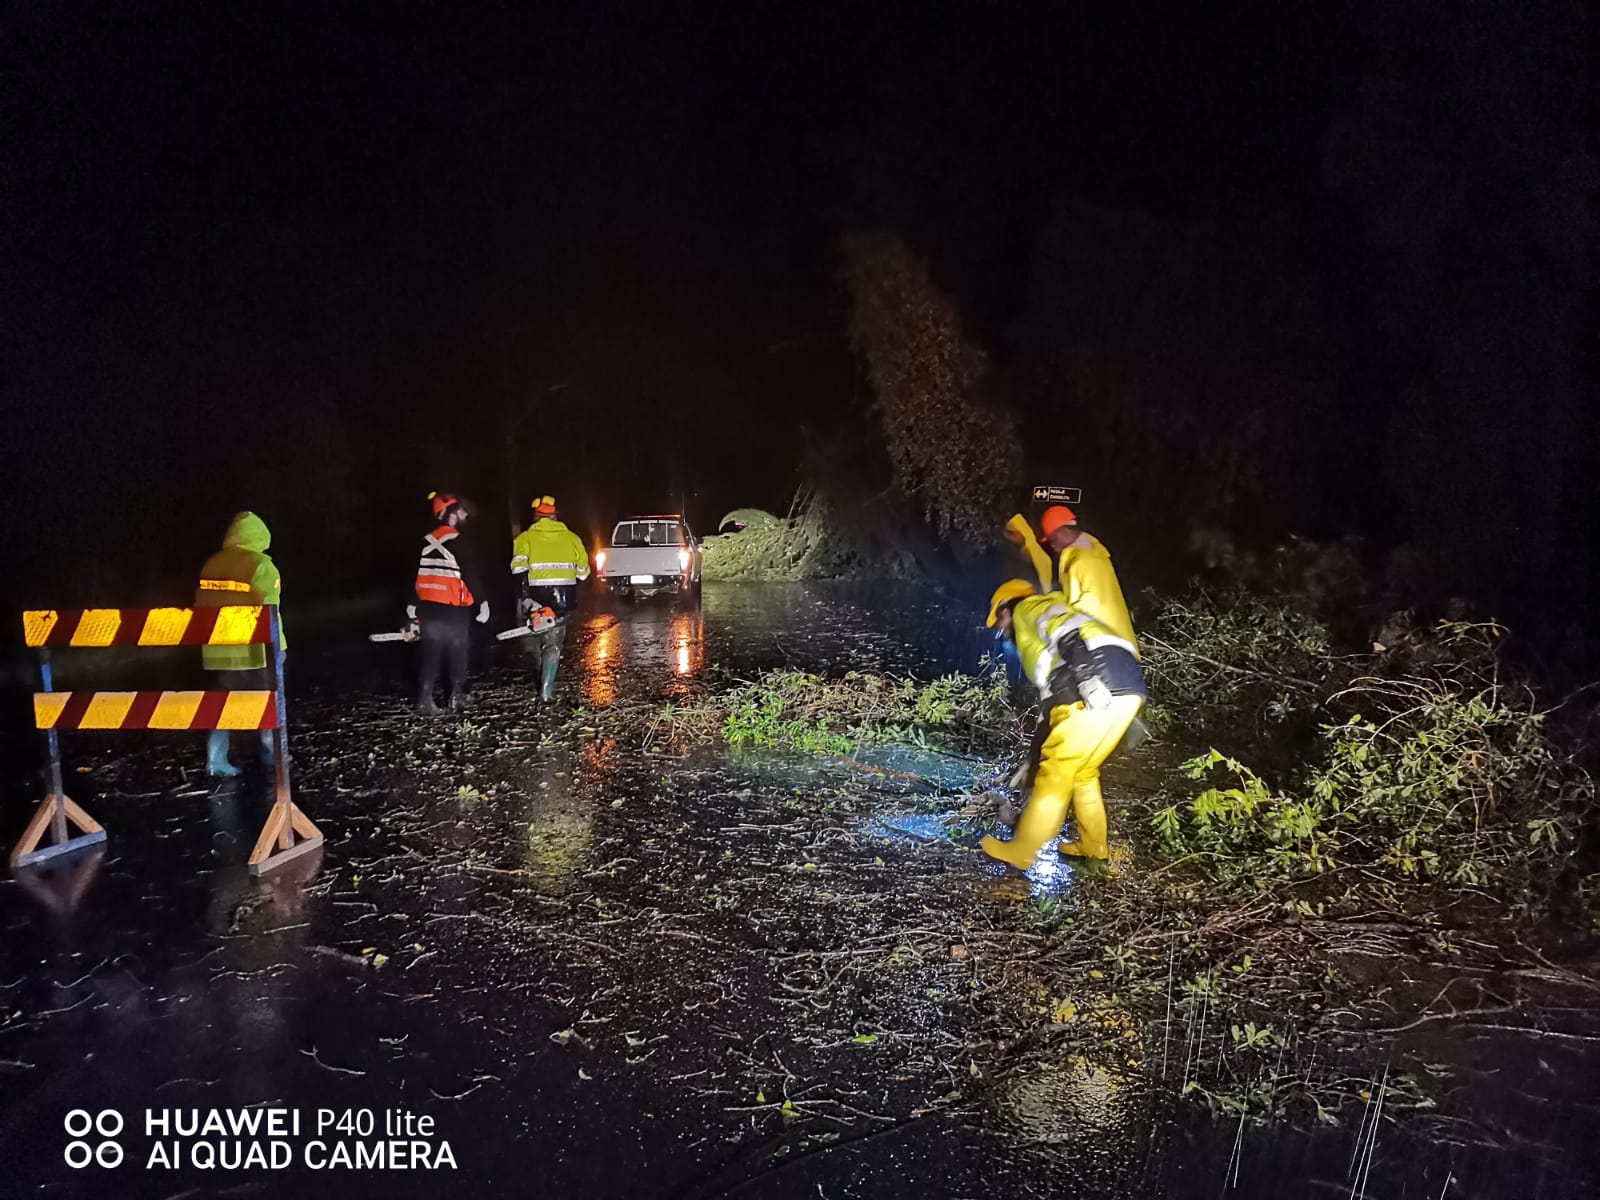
left=987, top=579, right=1037, bottom=627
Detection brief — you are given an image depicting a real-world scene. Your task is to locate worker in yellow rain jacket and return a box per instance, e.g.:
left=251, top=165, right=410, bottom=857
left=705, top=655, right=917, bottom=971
left=1004, top=503, right=1090, bottom=592
left=195, top=511, right=284, bottom=778
left=982, top=547, right=1145, bottom=865
left=510, top=495, right=590, bottom=701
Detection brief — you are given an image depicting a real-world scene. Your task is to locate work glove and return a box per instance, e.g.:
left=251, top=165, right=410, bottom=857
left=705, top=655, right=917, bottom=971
left=1078, top=674, right=1113, bottom=711
left=475, top=601, right=491, bottom=625
left=405, top=604, right=417, bottom=620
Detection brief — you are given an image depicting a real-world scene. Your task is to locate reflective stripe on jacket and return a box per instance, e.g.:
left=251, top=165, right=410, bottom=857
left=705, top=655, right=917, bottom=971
left=1013, top=584, right=1144, bottom=705
left=417, top=526, right=475, bottom=607
left=510, top=519, right=590, bottom=586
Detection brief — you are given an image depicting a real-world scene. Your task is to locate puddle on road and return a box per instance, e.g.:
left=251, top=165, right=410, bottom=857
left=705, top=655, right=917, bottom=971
left=0, top=584, right=1594, bottom=1198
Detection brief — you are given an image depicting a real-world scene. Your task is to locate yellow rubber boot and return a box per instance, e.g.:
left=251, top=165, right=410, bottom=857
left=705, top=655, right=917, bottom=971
left=982, top=787, right=1068, bottom=869
left=1058, top=777, right=1109, bottom=860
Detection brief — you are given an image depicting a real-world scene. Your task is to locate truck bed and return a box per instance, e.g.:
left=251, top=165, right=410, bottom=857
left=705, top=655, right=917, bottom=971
left=603, top=545, right=684, bottom=578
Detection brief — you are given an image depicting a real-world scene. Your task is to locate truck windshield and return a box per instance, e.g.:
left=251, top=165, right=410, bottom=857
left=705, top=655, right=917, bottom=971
left=612, top=521, right=681, bottom=548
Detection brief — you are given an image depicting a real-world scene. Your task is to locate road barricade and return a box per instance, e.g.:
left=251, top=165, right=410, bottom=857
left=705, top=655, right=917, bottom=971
left=14, top=605, right=322, bottom=875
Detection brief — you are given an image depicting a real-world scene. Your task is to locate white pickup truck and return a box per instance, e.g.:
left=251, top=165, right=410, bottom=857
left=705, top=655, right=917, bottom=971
left=595, top=515, right=702, bottom=602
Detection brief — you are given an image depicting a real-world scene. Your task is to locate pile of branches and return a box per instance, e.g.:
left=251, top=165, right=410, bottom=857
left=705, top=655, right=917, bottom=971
left=1004, top=589, right=1600, bottom=1125
left=699, top=503, right=832, bottom=581
left=1141, top=592, right=1596, bottom=913
left=699, top=489, right=927, bottom=582
left=664, top=667, right=1018, bottom=758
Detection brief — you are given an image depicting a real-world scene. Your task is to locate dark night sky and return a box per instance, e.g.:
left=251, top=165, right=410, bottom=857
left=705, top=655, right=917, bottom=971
left=2, top=3, right=1591, bottom=618
left=4, top=3, right=877, bottom=593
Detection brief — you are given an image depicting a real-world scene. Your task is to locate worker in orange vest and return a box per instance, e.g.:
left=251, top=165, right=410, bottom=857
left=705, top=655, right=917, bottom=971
left=411, top=492, right=490, bottom=715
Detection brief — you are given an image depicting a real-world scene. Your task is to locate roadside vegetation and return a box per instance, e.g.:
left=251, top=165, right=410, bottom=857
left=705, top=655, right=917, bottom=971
left=633, top=550, right=1599, bottom=1137
left=1062, top=587, right=1600, bottom=1127
left=667, top=666, right=1014, bottom=757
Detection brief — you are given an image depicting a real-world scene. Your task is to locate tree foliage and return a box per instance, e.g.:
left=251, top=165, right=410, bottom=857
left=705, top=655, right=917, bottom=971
left=841, top=230, right=1022, bottom=547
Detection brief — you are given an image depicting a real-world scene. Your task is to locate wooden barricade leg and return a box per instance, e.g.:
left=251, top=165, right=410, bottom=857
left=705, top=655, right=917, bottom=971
left=246, top=777, right=324, bottom=875
left=247, top=609, right=324, bottom=876
left=13, top=649, right=107, bottom=871
left=10, top=794, right=107, bottom=870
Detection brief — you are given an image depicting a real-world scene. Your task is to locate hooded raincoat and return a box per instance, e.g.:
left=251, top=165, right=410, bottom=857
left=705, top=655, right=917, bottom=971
left=196, top=511, right=283, bottom=671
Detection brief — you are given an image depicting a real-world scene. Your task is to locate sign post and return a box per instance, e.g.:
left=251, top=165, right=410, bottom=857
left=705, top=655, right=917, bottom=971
left=1031, top=485, right=1082, bottom=505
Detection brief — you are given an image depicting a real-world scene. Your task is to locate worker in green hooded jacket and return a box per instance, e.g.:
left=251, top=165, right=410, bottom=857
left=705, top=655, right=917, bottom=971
left=195, top=511, right=284, bottom=777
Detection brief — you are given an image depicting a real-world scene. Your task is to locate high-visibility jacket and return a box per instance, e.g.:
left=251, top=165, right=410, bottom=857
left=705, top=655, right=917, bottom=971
left=196, top=511, right=283, bottom=672
left=1012, top=538, right=1143, bottom=704
left=510, top=519, right=590, bottom=587
left=1006, top=513, right=1055, bottom=592
left=416, top=525, right=475, bottom=607
left=1053, top=533, right=1138, bottom=653
left=1004, top=514, right=1138, bottom=649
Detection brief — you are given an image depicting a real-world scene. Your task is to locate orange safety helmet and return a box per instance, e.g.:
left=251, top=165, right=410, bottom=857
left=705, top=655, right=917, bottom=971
left=430, top=491, right=471, bottom=521
left=1039, top=505, right=1078, bottom=537
left=532, top=495, right=557, bottom=517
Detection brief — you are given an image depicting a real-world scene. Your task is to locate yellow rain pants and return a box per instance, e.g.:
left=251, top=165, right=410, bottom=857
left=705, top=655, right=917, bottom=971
left=982, top=693, right=1143, bottom=867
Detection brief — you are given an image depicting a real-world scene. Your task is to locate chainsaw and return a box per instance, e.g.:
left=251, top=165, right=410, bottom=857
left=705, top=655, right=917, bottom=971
left=495, top=605, right=560, bottom=641
left=369, top=618, right=420, bottom=643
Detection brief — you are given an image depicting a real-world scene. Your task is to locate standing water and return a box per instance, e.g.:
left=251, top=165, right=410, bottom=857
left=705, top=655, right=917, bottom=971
left=0, top=583, right=1593, bottom=1198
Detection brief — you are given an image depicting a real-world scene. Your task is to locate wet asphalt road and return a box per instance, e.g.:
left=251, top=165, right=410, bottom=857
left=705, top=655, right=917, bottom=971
left=0, top=584, right=1595, bottom=1199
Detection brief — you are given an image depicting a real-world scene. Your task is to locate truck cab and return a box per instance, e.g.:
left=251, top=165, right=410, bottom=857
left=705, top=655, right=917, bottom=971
left=595, top=515, right=702, bottom=602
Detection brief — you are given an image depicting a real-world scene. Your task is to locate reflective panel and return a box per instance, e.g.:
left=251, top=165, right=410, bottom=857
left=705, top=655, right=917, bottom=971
left=147, top=691, right=204, bottom=730
left=210, top=605, right=265, bottom=646
left=79, top=692, right=136, bottom=729
left=70, top=609, right=122, bottom=647
left=32, top=693, right=68, bottom=729
left=138, top=607, right=193, bottom=646
left=22, top=610, right=58, bottom=648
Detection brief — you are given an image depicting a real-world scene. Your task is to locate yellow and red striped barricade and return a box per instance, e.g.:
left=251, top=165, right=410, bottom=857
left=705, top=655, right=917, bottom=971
left=14, top=605, right=322, bottom=876
left=22, top=606, right=274, bottom=650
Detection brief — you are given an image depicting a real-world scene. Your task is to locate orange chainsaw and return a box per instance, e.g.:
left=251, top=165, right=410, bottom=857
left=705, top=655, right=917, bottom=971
left=496, top=605, right=560, bottom=641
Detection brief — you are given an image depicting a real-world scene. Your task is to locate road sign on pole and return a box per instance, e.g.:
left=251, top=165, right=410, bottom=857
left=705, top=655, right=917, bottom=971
left=1031, top=485, right=1081, bottom=504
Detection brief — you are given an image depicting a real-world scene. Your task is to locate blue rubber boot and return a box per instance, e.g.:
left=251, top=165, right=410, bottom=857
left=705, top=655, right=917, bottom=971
left=540, top=657, right=559, bottom=703
left=207, top=731, right=242, bottom=778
